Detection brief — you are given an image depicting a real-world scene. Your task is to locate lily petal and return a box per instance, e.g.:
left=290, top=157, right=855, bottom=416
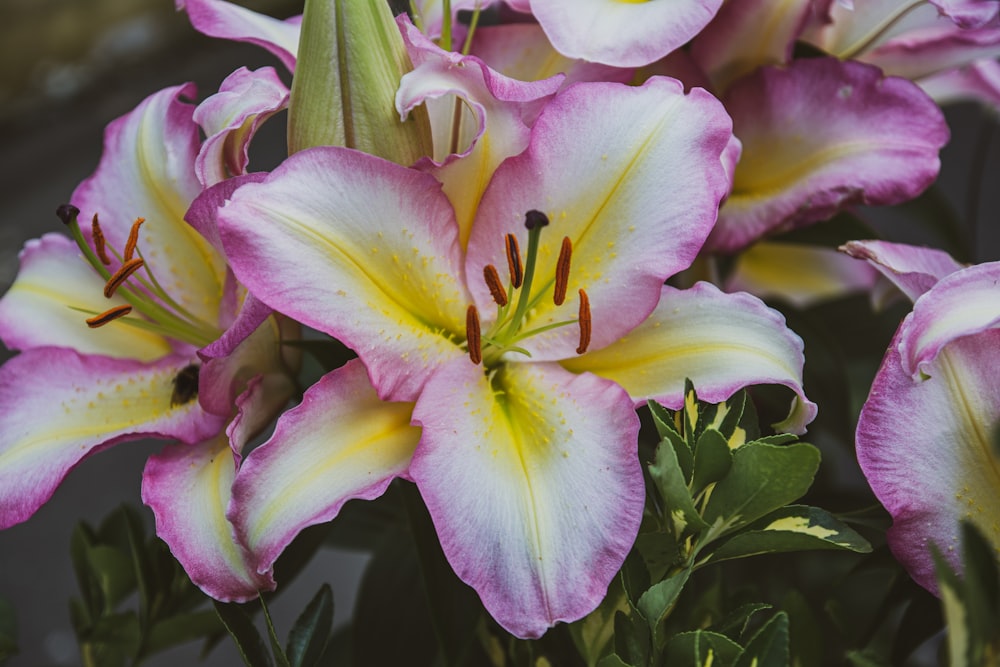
left=529, top=0, right=723, bottom=68
left=143, top=433, right=273, bottom=601
left=0, top=234, right=170, bottom=360
left=176, top=0, right=301, bottom=71
left=71, top=84, right=227, bottom=327
left=218, top=147, right=469, bottom=402
left=857, top=326, right=1000, bottom=591
left=898, top=262, right=1000, bottom=379
left=840, top=239, right=963, bottom=302
left=397, top=17, right=562, bottom=248
left=709, top=58, right=948, bottom=252
left=0, top=348, right=224, bottom=528
left=410, top=357, right=642, bottom=638
left=194, top=66, right=289, bottom=188
left=930, top=0, right=1000, bottom=29
left=467, top=77, right=733, bottom=359
left=919, top=58, right=1000, bottom=109
left=229, top=360, right=420, bottom=580
left=725, top=241, right=879, bottom=308
left=562, top=282, right=816, bottom=434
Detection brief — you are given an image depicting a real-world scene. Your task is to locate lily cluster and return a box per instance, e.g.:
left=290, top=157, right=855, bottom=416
left=2, top=0, right=999, bottom=647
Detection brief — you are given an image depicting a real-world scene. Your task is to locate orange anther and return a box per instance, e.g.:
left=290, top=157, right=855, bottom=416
left=576, top=289, right=591, bottom=355
left=466, top=304, right=482, bottom=365
left=505, top=233, right=523, bottom=289
left=92, top=214, right=111, bottom=265
left=483, top=264, right=508, bottom=307
left=553, top=236, right=572, bottom=306
left=86, top=304, right=132, bottom=328
left=124, top=217, right=145, bottom=261
left=103, top=258, right=144, bottom=298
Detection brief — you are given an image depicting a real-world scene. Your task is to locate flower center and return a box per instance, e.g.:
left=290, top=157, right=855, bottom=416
left=57, top=204, right=220, bottom=348
left=464, top=210, right=591, bottom=367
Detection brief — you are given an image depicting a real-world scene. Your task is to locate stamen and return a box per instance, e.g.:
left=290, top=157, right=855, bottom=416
left=86, top=304, right=132, bottom=328
left=56, top=204, right=80, bottom=226
left=483, top=264, right=508, bottom=307
left=553, top=236, right=572, bottom=306
left=466, top=304, right=482, bottom=365
left=576, top=289, right=591, bottom=355
left=505, top=234, right=523, bottom=289
left=92, top=214, right=111, bottom=265
left=123, top=217, right=145, bottom=261
left=103, top=258, right=145, bottom=298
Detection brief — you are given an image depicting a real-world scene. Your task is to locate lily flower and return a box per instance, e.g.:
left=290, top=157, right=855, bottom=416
left=845, top=240, right=1000, bottom=592
left=0, top=84, right=295, bottom=600
left=215, top=75, right=815, bottom=637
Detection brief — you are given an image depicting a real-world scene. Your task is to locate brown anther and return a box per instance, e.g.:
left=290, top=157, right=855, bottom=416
left=124, top=217, right=145, bottom=261
left=483, top=264, right=508, bottom=307
left=576, top=289, right=591, bottom=355
left=103, top=258, right=144, bottom=298
left=91, top=214, right=111, bottom=265
left=466, top=304, right=482, bottom=365
left=505, top=233, right=523, bottom=289
left=553, top=236, right=572, bottom=306
left=86, top=304, right=132, bottom=328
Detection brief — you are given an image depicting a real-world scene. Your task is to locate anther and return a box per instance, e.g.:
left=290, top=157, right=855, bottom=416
left=56, top=204, right=80, bottom=226
left=483, top=264, right=508, bottom=307
left=576, top=289, right=591, bottom=355
left=86, top=304, right=132, bottom=328
left=524, top=209, right=549, bottom=230
left=505, top=234, right=523, bottom=289
left=103, top=258, right=145, bottom=298
left=553, top=236, right=572, bottom=306
left=466, top=304, right=482, bottom=365
left=92, top=214, right=111, bottom=265
left=124, top=217, right=145, bottom=261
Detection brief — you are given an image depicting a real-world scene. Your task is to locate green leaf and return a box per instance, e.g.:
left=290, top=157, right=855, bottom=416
left=663, top=630, right=743, bottom=667
left=701, top=505, right=871, bottom=564
left=734, top=612, right=789, bottom=667
left=647, top=399, right=681, bottom=440
left=85, top=545, right=135, bottom=611
left=597, top=654, right=635, bottom=667
left=782, top=590, right=823, bottom=667
left=0, top=596, right=17, bottom=661
left=636, top=568, right=691, bottom=650
left=691, top=429, right=733, bottom=496
left=702, top=442, right=820, bottom=537
left=648, top=438, right=707, bottom=538
left=214, top=601, right=275, bottom=667
left=710, top=603, right=771, bottom=642
left=634, top=531, right=679, bottom=583
left=121, top=505, right=154, bottom=623
left=713, top=390, right=750, bottom=447
left=326, top=495, right=404, bottom=551
left=70, top=522, right=102, bottom=621
left=260, top=597, right=291, bottom=667
left=286, top=584, right=334, bottom=667
left=613, top=610, right=650, bottom=667
left=621, top=548, right=652, bottom=612
left=86, top=612, right=142, bottom=653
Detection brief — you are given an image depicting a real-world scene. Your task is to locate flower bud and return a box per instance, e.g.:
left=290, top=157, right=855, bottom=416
left=288, top=0, right=433, bottom=163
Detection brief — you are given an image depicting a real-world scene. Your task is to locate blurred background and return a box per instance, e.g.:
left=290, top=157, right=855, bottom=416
left=1, top=0, right=999, bottom=665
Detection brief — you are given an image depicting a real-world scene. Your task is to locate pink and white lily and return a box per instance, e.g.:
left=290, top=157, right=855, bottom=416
left=846, top=240, right=1000, bottom=592
left=0, top=83, right=295, bottom=601
left=214, top=75, right=816, bottom=637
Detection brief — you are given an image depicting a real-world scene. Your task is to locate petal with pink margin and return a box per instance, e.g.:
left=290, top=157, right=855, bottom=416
left=898, top=261, right=1000, bottom=379
left=466, top=78, right=733, bottom=360
left=529, top=0, right=723, bottom=68
left=0, top=348, right=225, bottom=528
left=143, top=433, right=274, bottom=601
left=194, top=67, right=289, bottom=188
left=217, top=147, right=470, bottom=402
left=0, top=234, right=171, bottom=360
left=229, top=360, right=420, bottom=581
left=561, top=282, right=816, bottom=434
left=840, top=239, right=963, bottom=302
left=709, top=58, right=948, bottom=253
left=176, top=0, right=301, bottom=71
left=857, top=327, right=1000, bottom=592
left=410, top=357, right=642, bottom=639
left=71, top=83, right=227, bottom=328
left=919, top=58, right=1000, bottom=109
